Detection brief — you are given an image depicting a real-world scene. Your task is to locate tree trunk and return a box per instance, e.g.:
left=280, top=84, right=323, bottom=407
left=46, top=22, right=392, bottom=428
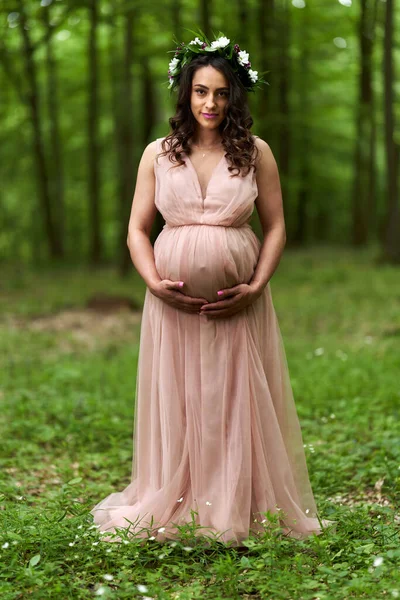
left=200, top=0, right=211, bottom=38
left=382, top=0, right=400, bottom=262
left=42, top=3, right=65, bottom=257
left=276, top=0, right=291, bottom=243
left=119, top=8, right=136, bottom=276
left=351, top=0, right=377, bottom=246
left=17, top=0, right=62, bottom=258
left=256, top=0, right=275, bottom=144
left=87, top=0, right=102, bottom=264
left=292, top=2, right=311, bottom=245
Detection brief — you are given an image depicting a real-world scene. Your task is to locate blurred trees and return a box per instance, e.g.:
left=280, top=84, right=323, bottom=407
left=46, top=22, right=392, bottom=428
left=0, top=0, right=399, bottom=269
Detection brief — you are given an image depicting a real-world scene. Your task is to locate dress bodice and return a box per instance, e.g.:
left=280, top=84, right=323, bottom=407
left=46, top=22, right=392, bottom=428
left=153, top=136, right=259, bottom=228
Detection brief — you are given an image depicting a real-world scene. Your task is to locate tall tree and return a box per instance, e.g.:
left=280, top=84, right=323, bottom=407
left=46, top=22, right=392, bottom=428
left=382, top=0, right=400, bottom=262
left=17, top=0, right=62, bottom=258
left=42, top=2, right=65, bottom=256
left=292, top=2, right=311, bottom=245
left=351, top=0, right=378, bottom=246
left=87, top=0, right=102, bottom=264
left=275, top=0, right=291, bottom=241
left=200, top=0, right=211, bottom=38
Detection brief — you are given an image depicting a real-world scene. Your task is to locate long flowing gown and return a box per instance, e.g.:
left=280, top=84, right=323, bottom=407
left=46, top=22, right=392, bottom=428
left=90, top=136, right=334, bottom=547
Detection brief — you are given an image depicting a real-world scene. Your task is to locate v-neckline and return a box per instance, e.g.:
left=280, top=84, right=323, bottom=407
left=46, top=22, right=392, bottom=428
left=185, top=152, right=226, bottom=202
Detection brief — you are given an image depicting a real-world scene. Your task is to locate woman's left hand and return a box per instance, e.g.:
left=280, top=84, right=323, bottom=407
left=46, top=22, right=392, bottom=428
left=199, top=283, right=264, bottom=319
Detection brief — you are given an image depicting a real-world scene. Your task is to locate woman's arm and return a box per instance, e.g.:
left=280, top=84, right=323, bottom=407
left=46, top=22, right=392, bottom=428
left=248, top=137, right=286, bottom=293
left=126, top=140, right=162, bottom=291
left=126, top=141, right=210, bottom=312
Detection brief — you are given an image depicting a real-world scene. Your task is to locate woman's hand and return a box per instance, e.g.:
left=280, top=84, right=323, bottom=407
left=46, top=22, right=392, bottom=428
left=199, top=283, right=264, bottom=319
left=150, top=280, right=209, bottom=314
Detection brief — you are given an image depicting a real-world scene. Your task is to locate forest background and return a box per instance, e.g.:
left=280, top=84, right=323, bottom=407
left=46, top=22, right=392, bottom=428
left=1, top=0, right=399, bottom=271
left=1, top=1, right=400, bottom=597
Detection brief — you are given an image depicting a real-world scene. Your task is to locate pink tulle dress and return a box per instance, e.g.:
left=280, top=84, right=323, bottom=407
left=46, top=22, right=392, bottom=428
left=90, top=136, right=334, bottom=547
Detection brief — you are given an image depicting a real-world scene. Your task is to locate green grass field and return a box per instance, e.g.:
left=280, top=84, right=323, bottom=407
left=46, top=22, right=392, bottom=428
left=1, top=245, right=399, bottom=599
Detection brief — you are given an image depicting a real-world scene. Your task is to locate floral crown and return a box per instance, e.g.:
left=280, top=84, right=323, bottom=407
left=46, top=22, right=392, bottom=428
left=167, top=29, right=269, bottom=93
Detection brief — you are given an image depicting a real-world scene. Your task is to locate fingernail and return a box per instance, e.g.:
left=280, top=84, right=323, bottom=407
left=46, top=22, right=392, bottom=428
left=217, top=291, right=223, bottom=296
left=179, top=281, right=184, bottom=287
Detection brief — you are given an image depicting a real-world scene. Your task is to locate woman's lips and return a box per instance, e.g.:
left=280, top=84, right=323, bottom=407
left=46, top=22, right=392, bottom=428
left=202, top=113, right=218, bottom=119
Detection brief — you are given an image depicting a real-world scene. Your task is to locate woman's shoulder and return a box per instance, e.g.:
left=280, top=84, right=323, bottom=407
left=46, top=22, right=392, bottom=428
left=251, top=135, right=274, bottom=167
left=252, top=134, right=271, bottom=151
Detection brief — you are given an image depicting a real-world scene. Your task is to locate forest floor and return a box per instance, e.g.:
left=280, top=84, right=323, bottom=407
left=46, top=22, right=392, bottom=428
left=0, top=245, right=399, bottom=599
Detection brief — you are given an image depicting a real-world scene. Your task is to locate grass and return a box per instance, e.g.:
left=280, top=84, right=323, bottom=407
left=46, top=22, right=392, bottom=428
left=0, top=244, right=399, bottom=599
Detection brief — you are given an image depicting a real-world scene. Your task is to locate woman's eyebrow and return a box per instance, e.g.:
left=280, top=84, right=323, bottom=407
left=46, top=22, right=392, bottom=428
left=194, top=84, right=229, bottom=91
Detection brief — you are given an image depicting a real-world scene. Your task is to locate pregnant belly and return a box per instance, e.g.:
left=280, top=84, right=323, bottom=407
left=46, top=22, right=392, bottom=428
left=154, top=224, right=261, bottom=302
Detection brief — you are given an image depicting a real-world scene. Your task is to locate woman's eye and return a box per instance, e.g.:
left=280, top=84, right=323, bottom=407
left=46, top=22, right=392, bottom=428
left=195, top=90, right=227, bottom=97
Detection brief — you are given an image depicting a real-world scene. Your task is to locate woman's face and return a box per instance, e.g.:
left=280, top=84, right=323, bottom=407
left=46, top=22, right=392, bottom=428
left=190, top=65, right=229, bottom=131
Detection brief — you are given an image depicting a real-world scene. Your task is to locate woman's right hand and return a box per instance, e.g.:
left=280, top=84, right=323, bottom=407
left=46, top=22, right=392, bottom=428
left=149, top=280, right=209, bottom=314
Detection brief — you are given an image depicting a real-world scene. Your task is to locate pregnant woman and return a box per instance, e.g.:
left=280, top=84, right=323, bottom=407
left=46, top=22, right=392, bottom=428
left=91, top=32, right=334, bottom=547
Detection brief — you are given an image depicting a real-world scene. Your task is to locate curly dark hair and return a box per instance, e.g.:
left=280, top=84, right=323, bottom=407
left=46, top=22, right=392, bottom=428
left=157, top=54, right=260, bottom=178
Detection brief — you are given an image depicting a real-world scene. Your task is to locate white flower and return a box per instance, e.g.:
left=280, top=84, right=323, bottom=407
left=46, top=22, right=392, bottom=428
left=314, top=347, right=324, bottom=356
left=2, top=542, right=9, bottom=549
left=248, top=69, right=258, bottom=83
left=137, top=584, right=148, bottom=593
left=95, top=587, right=107, bottom=597
left=158, top=527, right=166, bottom=533
left=373, top=556, right=384, bottom=567
left=183, top=546, right=193, bottom=551
left=206, top=501, right=212, bottom=506
left=103, top=574, right=113, bottom=581
left=189, top=37, right=203, bottom=46
left=237, top=50, right=249, bottom=65
left=211, top=36, right=230, bottom=49
left=168, top=57, right=180, bottom=74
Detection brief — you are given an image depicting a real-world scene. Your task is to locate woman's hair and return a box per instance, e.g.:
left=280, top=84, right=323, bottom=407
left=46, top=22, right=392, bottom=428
left=157, top=54, right=260, bottom=177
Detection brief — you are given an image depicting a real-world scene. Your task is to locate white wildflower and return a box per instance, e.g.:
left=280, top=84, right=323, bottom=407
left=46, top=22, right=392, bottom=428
left=137, top=584, right=148, bottom=593
left=189, top=37, right=203, bottom=46
left=68, top=542, right=75, bottom=547
left=103, top=574, right=113, bottom=581
left=211, top=36, right=230, bottom=49
left=2, top=542, right=9, bottom=549
left=183, top=546, right=193, bottom=552
left=168, top=57, right=180, bottom=75
left=158, top=527, right=166, bottom=533
left=248, top=69, right=258, bottom=83
left=92, top=542, right=99, bottom=546
left=148, top=536, right=156, bottom=541
left=95, top=587, right=107, bottom=596
left=314, top=347, right=324, bottom=356
left=330, top=413, right=336, bottom=419
left=237, top=50, right=249, bottom=66
left=158, top=553, right=165, bottom=559
left=373, top=556, right=384, bottom=567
